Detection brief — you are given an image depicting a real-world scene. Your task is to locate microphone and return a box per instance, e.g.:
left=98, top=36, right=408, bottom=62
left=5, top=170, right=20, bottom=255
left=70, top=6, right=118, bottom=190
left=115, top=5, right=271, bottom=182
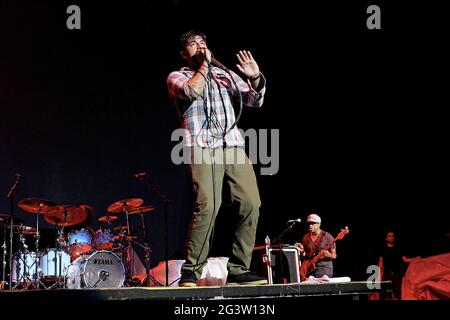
left=15, top=173, right=24, bottom=180
left=196, top=49, right=228, bottom=70
left=133, top=172, right=147, bottom=179
left=287, top=218, right=301, bottom=225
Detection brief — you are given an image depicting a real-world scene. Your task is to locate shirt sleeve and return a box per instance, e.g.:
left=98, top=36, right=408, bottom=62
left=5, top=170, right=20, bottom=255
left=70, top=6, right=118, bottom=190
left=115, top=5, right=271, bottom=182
left=167, top=71, right=200, bottom=101
left=228, top=70, right=266, bottom=107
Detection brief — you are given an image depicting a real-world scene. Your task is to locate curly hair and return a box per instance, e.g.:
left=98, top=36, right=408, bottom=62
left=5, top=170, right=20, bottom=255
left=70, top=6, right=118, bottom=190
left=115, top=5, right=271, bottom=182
left=179, top=30, right=207, bottom=50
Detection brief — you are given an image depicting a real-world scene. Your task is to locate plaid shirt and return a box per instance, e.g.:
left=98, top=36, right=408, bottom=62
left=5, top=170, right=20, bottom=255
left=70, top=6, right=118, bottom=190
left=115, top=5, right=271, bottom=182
left=167, top=66, right=266, bottom=148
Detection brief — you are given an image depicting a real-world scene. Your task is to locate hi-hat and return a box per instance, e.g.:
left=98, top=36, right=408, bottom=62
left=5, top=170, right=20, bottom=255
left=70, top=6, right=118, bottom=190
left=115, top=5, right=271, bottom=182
left=127, top=206, right=156, bottom=215
left=8, top=224, right=37, bottom=235
left=113, top=235, right=137, bottom=241
left=112, top=225, right=128, bottom=231
left=107, top=198, right=143, bottom=213
left=98, top=215, right=118, bottom=223
left=44, top=205, right=88, bottom=227
left=18, top=198, right=57, bottom=214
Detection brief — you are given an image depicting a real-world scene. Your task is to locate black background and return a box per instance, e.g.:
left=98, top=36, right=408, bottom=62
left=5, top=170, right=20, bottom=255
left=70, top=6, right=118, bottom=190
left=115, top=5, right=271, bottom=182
left=1, top=0, right=449, bottom=282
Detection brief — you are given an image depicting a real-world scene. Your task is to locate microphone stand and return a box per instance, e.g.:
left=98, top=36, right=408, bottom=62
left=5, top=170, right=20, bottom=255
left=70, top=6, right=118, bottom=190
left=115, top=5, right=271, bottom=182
left=136, top=174, right=171, bottom=287
left=271, top=221, right=298, bottom=245
left=1, top=221, right=8, bottom=290
left=6, top=175, right=23, bottom=290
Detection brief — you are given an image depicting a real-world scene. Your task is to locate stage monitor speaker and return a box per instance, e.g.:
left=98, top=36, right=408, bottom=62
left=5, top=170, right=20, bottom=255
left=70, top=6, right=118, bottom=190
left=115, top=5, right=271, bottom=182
left=251, top=245, right=301, bottom=284
left=268, top=246, right=301, bottom=284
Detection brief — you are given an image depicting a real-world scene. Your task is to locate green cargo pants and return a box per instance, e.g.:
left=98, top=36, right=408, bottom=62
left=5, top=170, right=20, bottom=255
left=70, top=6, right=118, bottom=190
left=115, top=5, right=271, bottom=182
left=181, top=147, right=261, bottom=279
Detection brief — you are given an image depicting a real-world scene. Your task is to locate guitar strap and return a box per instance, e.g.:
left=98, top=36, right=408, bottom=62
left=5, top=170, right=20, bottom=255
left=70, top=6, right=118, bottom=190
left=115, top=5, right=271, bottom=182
left=307, top=231, right=326, bottom=258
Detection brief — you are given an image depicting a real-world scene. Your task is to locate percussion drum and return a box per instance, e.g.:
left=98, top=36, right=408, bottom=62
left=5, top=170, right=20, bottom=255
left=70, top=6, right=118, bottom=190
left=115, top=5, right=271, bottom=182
left=92, top=229, right=114, bottom=250
left=39, top=249, right=71, bottom=280
left=67, top=229, right=92, bottom=255
left=66, top=250, right=125, bottom=289
left=11, top=252, right=37, bottom=284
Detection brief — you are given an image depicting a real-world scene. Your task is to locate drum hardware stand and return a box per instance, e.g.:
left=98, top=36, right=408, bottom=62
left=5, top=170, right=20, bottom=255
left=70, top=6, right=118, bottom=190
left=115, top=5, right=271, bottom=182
left=46, top=210, right=69, bottom=289
left=33, top=205, right=46, bottom=289
left=134, top=172, right=171, bottom=286
left=121, top=206, right=133, bottom=284
left=122, top=238, right=161, bottom=287
left=11, top=230, right=37, bottom=290
left=1, top=221, right=8, bottom=290
left=138, top=211, right=154, bottom=287
left=6, top=173, right=24, bottom=291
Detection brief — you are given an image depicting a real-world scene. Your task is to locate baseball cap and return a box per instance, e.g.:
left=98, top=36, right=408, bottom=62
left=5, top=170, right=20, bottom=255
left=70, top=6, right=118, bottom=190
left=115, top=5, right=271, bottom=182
left=306, top=214, right=321, bottom=224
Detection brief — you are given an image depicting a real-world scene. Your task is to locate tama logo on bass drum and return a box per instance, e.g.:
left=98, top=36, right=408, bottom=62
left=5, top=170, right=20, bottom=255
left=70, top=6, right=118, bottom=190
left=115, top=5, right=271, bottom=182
left=93, top=259, right=114, bottom=265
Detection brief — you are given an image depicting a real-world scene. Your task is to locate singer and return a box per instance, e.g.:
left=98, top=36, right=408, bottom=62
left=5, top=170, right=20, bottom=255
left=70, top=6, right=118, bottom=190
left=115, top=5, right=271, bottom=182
left=167, top=30, right=267, bottom=287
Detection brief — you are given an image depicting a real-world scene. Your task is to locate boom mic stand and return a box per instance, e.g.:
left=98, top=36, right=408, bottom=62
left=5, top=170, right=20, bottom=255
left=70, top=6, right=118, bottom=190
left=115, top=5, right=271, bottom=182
left=134, top=172, right=171, bottom=287
left=6, top=173, right=24, bottom=290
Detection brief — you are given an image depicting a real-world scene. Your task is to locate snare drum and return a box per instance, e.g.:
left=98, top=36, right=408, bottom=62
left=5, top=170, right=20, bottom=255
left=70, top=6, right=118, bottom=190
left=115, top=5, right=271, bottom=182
left=39, top=249, right=71, bottom=279
left=92, top=229, right=114, bottom=250
left=67, top=229, right=92, bottom=255
left=66, top=250, right=125, bottom=289
left=12, top=252, right=37, bottom=284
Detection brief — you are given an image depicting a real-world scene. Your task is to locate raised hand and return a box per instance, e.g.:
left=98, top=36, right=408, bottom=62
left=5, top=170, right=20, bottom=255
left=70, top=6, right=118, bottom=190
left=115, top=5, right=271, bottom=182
left=236, top=50, right=260, bottom=80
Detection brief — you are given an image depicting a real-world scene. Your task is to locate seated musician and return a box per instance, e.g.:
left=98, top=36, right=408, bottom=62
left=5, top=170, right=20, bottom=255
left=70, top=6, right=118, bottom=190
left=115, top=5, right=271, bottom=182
left=294, top=214, right=337, bottom=278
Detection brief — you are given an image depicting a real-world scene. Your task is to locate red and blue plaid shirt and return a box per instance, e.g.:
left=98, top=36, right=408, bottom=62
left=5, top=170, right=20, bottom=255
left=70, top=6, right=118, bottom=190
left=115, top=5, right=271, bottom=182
left=167, top=67, right=266, bottom=148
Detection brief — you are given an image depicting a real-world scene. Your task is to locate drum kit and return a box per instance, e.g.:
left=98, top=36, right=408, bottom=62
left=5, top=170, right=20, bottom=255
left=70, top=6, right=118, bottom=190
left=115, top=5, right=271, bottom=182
left=0, top=197, right=156, bottom=290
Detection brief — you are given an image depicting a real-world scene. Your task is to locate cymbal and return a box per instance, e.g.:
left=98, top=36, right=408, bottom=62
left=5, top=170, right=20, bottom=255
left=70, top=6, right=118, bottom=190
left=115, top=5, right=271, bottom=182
left=18, top=198, right=57, bottom=214
left=8, top=224, right=37, bottom=235
left=127, top=206, right=156, bottom=215
left=112, top=225, right=128, bottom=231
left=44, top=205, right=88, bottom=227
left=113, top=235, right=137, bottom=241
left=107, top=198, right=143, bottom=213
left=98, top=215, right=118, bottom=223
left=80, top=204, right=94, bottom=215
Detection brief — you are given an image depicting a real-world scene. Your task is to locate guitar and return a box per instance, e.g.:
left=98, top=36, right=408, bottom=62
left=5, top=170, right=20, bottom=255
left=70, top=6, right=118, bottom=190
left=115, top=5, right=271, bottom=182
left=300, top=226, right=349, bottom=281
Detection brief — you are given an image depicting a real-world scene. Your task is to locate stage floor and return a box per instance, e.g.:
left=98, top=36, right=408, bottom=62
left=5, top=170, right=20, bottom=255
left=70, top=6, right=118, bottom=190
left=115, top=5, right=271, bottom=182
left=0, top=281, right=391, bottom=301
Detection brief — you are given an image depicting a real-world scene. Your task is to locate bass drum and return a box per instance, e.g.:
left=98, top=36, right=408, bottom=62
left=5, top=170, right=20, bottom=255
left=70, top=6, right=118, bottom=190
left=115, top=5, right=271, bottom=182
left=66, top=250, right=125, bottom=289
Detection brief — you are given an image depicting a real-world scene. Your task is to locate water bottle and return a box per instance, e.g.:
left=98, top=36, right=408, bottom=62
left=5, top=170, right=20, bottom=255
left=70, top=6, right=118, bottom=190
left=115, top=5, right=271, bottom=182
left=265, top=235, right=271, bottom=247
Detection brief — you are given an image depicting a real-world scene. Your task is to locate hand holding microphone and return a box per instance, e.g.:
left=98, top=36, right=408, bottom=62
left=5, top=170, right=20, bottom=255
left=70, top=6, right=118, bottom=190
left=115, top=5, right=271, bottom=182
left=195, top=47, right=212, bottom=66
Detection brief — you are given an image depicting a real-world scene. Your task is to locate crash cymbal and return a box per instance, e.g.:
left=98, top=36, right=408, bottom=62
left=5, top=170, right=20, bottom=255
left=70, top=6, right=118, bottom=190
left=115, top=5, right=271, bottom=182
left=98, top=215, right=118, bottom=223
left=127, top=206, right=156, bottom=215
left=18, top=198, right=57, bottom=214
left=44, top=205, right=88, bottom=227
left=107, top=198, right=143, bottom=213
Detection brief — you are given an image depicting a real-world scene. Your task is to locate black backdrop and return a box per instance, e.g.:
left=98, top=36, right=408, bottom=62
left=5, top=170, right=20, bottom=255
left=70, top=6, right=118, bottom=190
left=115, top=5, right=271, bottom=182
left=1, top=0, right=449, bottom=281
